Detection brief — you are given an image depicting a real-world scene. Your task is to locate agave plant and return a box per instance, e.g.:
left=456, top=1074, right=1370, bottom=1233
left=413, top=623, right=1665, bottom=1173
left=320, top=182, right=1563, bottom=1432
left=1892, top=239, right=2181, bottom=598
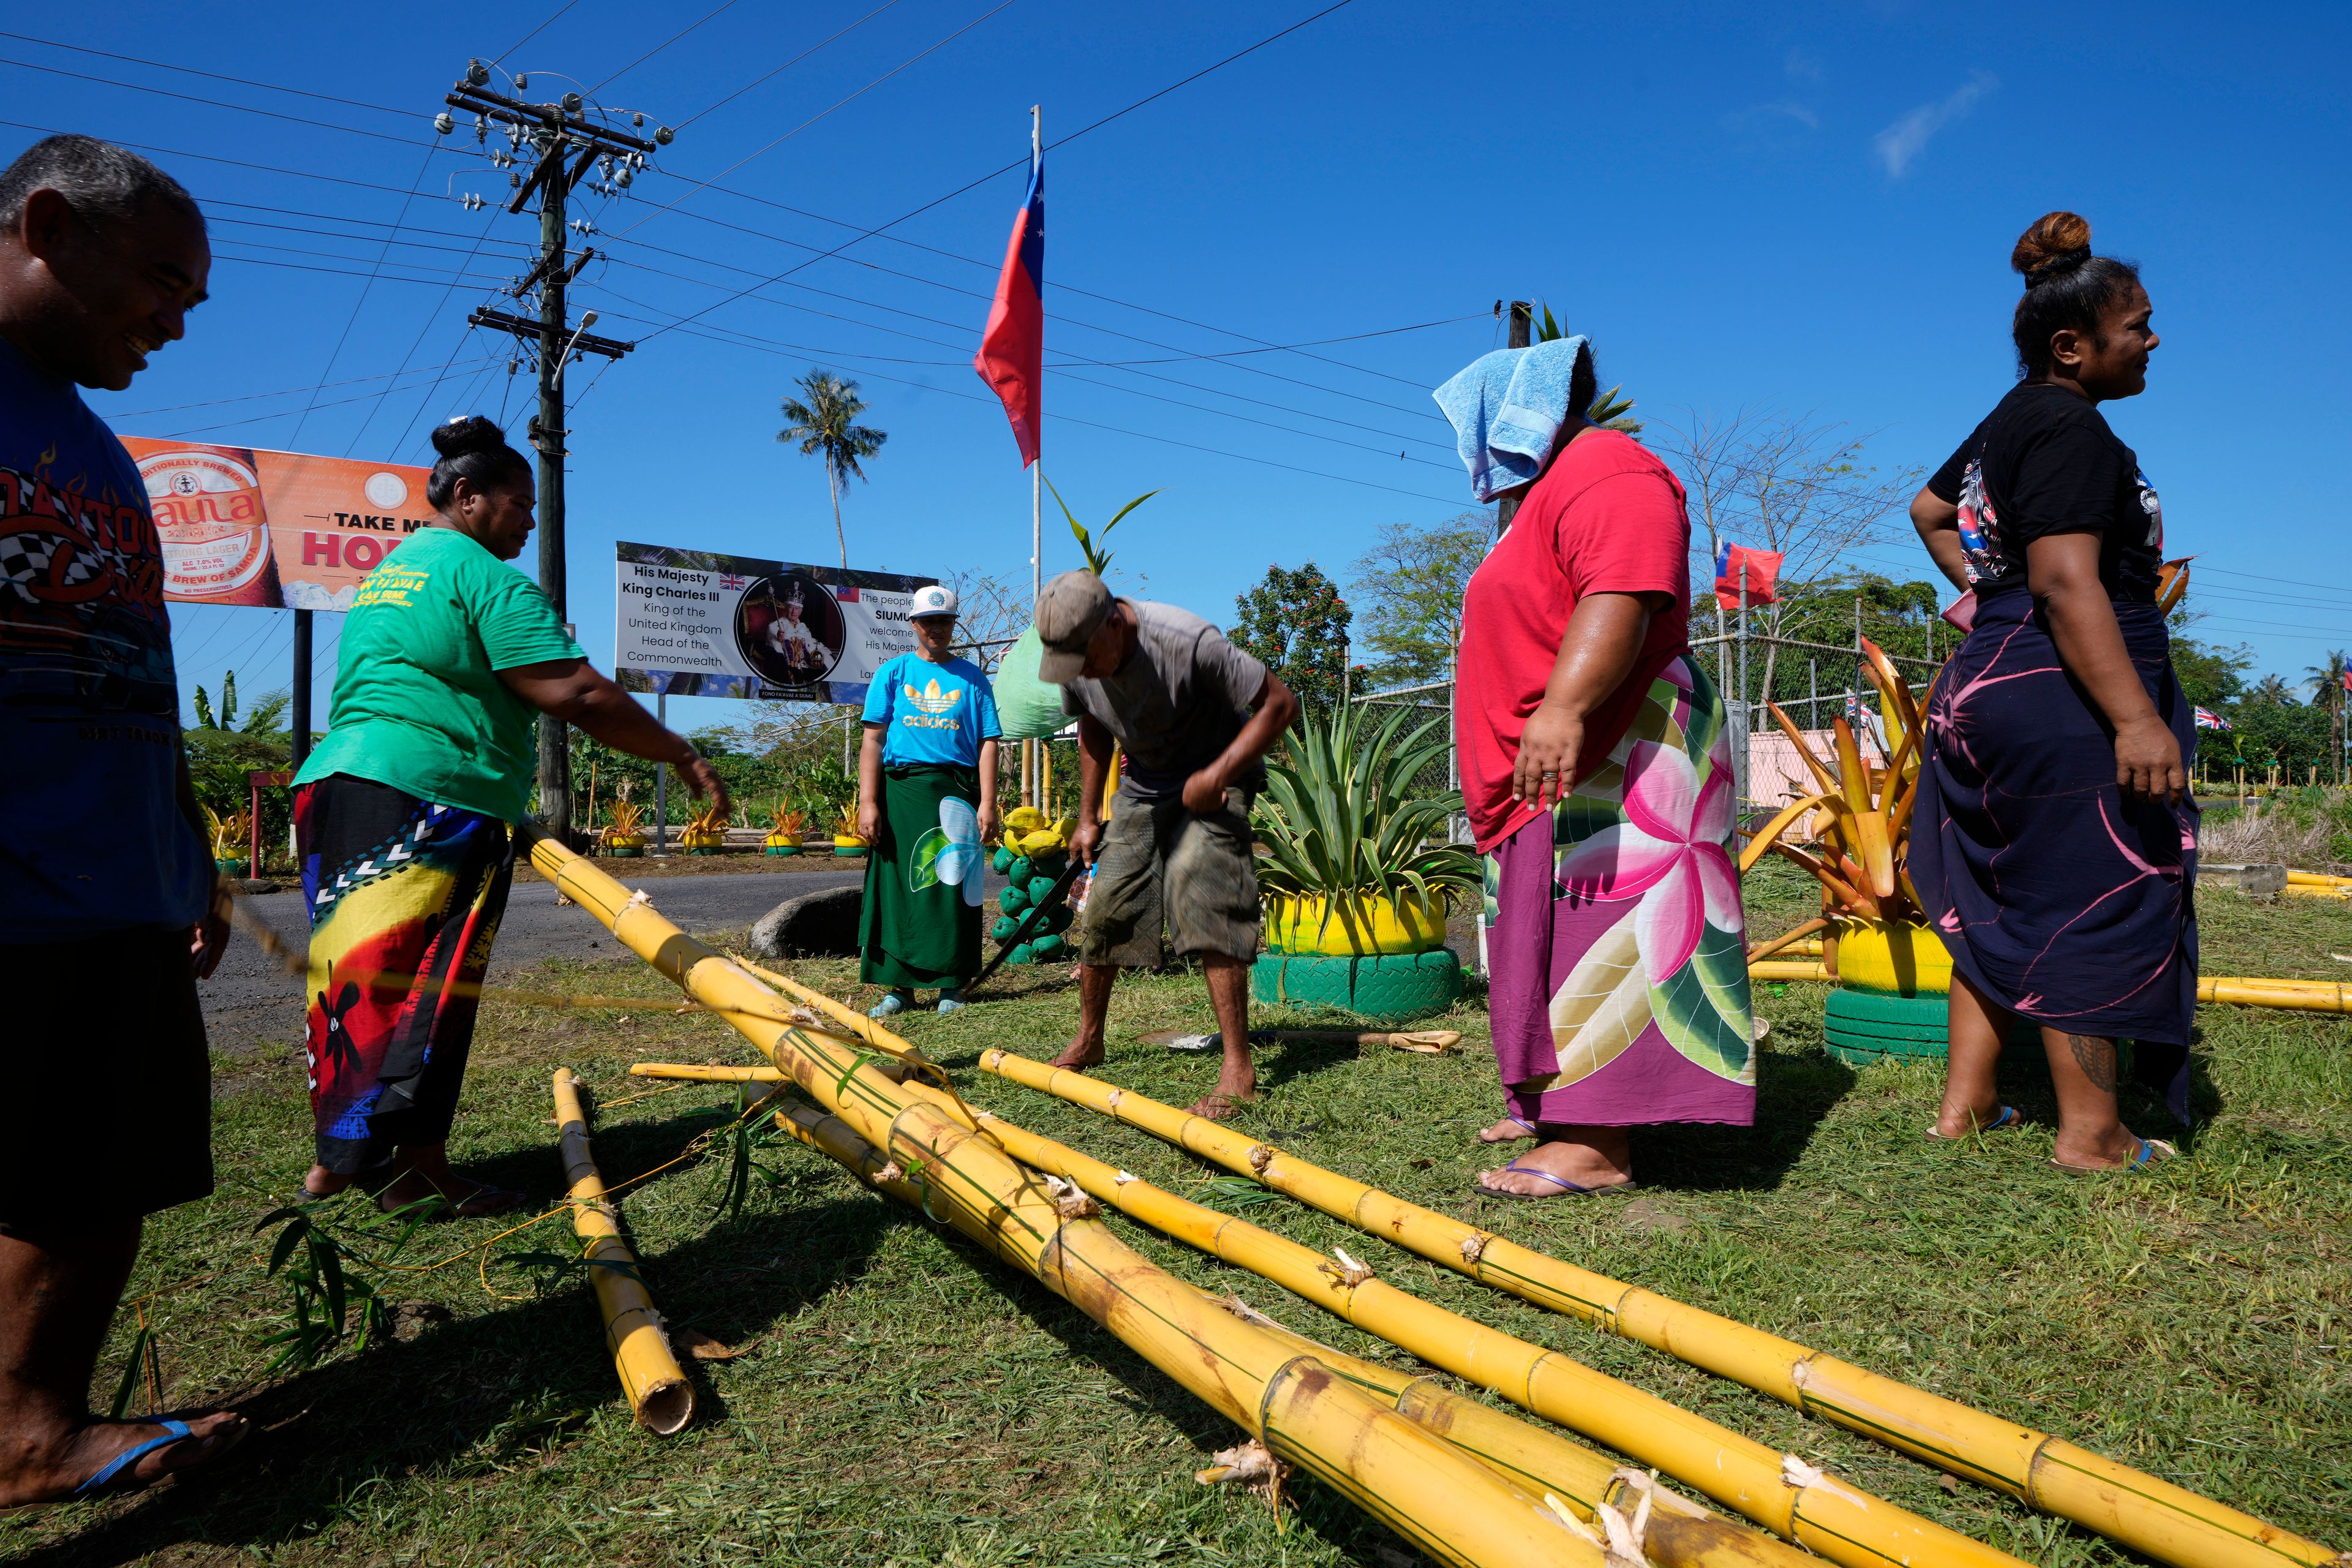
left=203, top=804, right=252, bottom=861
left=768, top=802, right=808, bottom=839
left=1254, top=703, right=1479, bottom=947
left=601, top=800, right=646, bottom=844
left=1738, top=637, right=1931, bottom=959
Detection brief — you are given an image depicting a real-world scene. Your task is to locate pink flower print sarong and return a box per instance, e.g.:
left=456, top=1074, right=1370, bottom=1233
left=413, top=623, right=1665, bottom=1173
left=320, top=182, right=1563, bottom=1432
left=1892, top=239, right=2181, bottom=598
left=1483, top=655, right=1756, bottom=1128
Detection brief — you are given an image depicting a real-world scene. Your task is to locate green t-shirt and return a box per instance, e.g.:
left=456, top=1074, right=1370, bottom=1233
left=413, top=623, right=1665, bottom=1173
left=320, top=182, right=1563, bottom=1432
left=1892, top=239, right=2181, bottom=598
left=295, top=526, right=585, bottom=823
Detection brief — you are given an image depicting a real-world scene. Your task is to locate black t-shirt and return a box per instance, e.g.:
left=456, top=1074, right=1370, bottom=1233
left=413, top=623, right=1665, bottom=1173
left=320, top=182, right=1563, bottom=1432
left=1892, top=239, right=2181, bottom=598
left=1926, top=382, right=2164, bottom=601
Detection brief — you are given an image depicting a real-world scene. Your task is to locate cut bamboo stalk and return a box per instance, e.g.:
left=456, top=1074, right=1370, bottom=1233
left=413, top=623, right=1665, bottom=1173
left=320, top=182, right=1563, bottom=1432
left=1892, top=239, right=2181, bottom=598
left=628, top=1062, right=785, bottom=1082
left=523, top=831, right=1600, bottom=1568
left=2285, top=870, right=2352, bottom=886
left=968, top=1046, right=2347, bottom=1568
left=1747, top=960, right=1831, bottom=982
left=889, top=1078, right=1931, bottom=1568
left=2279, top=883, right=2351, bottom=899
left=551, top=1069, right=695, bottom=1436
left=2200, top=978, right=2352, bottom=1012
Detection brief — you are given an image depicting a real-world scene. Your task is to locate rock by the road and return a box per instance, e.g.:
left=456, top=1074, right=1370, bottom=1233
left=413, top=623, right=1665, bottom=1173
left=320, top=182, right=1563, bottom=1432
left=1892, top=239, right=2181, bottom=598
left=750, top=883, right=863, bottom=959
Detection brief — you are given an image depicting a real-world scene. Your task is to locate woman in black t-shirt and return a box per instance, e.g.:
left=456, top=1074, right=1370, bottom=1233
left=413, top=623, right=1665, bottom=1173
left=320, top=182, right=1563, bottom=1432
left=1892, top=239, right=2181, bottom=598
left=1906, top=212, right=2193, bottom=1172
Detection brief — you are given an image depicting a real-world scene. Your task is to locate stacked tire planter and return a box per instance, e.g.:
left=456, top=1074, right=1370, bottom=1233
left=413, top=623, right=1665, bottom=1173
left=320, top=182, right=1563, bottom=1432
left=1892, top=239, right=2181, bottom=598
left=1248, top=894, right=1461, bottom=1025
left=988, top=845, right=1075, bottom=965
left=1822, top=917, right=2037, bottom=1066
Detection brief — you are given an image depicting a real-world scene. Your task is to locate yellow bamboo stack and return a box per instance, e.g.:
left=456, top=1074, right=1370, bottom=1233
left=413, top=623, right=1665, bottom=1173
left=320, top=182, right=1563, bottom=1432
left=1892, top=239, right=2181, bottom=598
left=883, top=1076, right=1981, bottom=1568
left=522, top=831, right=1604, bottom=1568
left=551, top=1069, right=695, bottom=1436
left=949, top=1045, right=2343, bottom=1568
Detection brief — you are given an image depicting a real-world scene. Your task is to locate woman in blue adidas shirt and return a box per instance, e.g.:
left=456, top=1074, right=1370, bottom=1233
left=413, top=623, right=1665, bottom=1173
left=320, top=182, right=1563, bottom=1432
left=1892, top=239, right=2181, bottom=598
left=856, top=584, right=1001, bottom=1015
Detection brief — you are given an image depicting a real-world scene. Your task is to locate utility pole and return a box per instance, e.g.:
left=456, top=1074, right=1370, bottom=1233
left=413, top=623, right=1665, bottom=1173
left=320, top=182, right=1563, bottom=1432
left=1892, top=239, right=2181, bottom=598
left=436, top=61, right=663, bottom=845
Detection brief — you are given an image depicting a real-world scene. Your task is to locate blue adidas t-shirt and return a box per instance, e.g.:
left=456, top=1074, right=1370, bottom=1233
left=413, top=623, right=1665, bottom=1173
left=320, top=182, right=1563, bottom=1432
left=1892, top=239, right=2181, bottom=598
left=862, top=652, right=1001, bottom=766
left=0, top=337, right=209, bottom=940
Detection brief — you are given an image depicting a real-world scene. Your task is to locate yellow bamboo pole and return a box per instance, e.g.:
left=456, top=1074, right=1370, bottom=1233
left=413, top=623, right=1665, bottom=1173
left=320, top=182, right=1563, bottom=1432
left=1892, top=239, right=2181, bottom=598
left=966, top=1046, right=2346, bottom=1568
left=2279, top=883, right=2351, bottom=900
left=2285, top=870, right=2352, bottom=886
left=628, top=1062, right=784, bottom=1082
left=522, top=831, right=1600, bottom=1568
left=551, top=1069, right=695, bottom=1436
left=1747, top=959, right=1832, bottom=982
left=2199, top=978, right=2352, bottom=1012
left=887, top=1078, right=1961, bottom=1568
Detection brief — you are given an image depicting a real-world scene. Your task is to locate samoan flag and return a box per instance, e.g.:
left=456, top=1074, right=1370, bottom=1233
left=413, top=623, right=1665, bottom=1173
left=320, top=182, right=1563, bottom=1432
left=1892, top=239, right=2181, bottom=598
left=974, top=148, right=1044, bottom=466
left=1714, top=540, right=1783, bottom=610
left=2195, top=706, right=2231, bottom=731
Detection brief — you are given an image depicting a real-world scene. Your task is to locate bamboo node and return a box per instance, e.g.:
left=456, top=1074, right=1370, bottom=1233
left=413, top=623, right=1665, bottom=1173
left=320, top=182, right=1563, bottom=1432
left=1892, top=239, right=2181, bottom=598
left=1319, top=1246, right=1373, bottom=1287
left=1458, top=1233, right=1488, bottom=1265
left=1046, top=1175, right=1100, bottom=1219
left=622, top=887, right=655, bottom=912
left=1246, top=1144, right=1274, bottom=1174
left=874, top=1159, right=905, bottom=1185
left=1106, top=1088, right=1124, bottom=1111
left=982, top=1050, right=1004, bottom=1069
left=1555, top=1473, right=1654, bottom=1568
left=1781, top=1453, right=1826, bottom=1490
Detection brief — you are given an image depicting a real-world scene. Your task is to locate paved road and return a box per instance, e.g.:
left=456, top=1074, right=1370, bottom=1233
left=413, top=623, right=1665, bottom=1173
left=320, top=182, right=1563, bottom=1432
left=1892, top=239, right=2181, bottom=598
left=201, top=869, right=864, bottom=1058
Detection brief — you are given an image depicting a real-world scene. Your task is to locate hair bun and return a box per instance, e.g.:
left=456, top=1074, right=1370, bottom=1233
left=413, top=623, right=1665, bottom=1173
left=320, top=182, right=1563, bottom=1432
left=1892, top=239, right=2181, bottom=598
left=431, top=414, right=511, bottom=460
left=2012, top=211, right=2094, bottom=289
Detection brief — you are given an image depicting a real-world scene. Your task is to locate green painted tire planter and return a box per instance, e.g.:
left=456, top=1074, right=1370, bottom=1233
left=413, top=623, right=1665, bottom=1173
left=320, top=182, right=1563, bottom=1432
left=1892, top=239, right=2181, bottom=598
left=832, top=846, right=865, bottom=857
left=214, top=857, right=249, bottom=878
left=1823, top=987, right=2041, bottom=1068
left=765, top=844, right=801, bottom=856
left=606, top=846, right=644, bottom=858
left=1250, top=948, right=1461, bottom=1025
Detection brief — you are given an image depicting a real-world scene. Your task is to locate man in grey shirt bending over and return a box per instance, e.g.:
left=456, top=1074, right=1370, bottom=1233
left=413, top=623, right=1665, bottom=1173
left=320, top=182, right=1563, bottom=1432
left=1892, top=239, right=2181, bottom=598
left=1034, top=570, right=1298, bottom=1118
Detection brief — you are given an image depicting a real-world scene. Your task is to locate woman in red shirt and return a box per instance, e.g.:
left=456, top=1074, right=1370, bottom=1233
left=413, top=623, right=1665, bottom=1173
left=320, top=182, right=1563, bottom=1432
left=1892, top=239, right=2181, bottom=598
left=1444, top=341, right=1756, bottom=1196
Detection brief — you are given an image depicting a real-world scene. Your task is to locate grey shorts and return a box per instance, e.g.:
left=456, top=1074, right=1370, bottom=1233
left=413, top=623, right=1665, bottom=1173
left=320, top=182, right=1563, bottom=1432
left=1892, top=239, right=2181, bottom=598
left=1077, top=789, right=1261, bottom=965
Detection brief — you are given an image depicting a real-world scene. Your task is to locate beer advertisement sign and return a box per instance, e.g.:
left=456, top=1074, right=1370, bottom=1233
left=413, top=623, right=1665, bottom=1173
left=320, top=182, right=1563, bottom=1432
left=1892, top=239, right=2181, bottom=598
left=119, top=437, right=435, bottom=611
left=611, top=540, right=935, bottom=704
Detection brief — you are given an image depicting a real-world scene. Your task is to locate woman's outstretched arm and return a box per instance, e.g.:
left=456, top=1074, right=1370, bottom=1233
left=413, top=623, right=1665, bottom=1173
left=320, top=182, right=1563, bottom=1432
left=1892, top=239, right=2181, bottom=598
left=496, top=657, right=731, bottom=816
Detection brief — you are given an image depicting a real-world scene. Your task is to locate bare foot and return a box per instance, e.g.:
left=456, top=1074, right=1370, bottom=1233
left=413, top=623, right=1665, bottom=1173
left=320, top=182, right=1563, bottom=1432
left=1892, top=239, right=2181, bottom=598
left=1188, top=1066, right=1257, bottom=1120
left=1049, top=1037, right=1104, bottom=1071
left=1476, top=1137, right=1634, bottom=1197
left=1188, top=1091, right=1256, bottom=1120
left=1477, top=1115, right=1537, bottom=1145
left=0, top=1411, right=247, bottom=1508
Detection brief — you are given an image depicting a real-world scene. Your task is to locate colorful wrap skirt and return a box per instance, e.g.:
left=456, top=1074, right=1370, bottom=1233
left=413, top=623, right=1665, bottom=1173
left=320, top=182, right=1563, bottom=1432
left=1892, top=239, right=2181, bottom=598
left=295, top=774, right=514, bottom=1174
left=858, top=763, right=984, bottom=989
left=1484, top=655, right=1757, bottom=1128
left=1911, top=591, right=2196, bottom=1120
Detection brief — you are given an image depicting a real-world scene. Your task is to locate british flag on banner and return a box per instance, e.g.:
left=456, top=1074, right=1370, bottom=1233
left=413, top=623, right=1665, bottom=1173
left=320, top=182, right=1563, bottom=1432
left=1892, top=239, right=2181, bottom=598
left=2195, top=706, right=2231, bottom=731
left=719, top=573, right=746, bottom=590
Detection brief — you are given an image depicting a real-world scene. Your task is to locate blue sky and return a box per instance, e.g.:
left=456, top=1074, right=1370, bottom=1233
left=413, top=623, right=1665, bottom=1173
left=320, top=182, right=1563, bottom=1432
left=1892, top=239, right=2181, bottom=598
left=15, top=0, right=2350, bottom=728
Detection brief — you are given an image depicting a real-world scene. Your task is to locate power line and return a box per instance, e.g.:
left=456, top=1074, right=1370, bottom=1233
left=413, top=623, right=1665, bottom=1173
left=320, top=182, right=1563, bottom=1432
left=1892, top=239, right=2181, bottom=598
left=631, top=1, right=1363, bottom=347
left=0, top=55, right=440, bottom=149
left=587, top=0, right=742, bottom=94
left=619, top=0, right=1020, bottom=237
left=289, top=145, right=443, bottom=445
left=673, top=0, right=905, bottom=128
left=0, top=115, right=428, bottom=198
left=99, top=358, right=500, bottom=420
left=492, top=2, right=584, bottom=67
left=0, top=29, right=417, bottom=119
left=347, top=206, right=508, bottom=455
left=391, top=326, right=500, bottom=459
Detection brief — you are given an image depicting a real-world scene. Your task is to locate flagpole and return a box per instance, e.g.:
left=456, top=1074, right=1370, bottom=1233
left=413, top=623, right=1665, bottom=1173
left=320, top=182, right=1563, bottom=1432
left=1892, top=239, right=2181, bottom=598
left=1028, top=103, right=1043, bottom=811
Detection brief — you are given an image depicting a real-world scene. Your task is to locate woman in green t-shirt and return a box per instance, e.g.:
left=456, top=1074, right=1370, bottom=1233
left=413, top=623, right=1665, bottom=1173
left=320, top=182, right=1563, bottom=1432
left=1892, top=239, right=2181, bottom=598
left=290, top=417, right=726, bottom=1217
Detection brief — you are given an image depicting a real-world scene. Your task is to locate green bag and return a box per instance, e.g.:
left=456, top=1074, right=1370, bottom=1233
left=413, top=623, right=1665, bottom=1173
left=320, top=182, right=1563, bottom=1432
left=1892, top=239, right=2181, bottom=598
left=991, top=627, right=1068, bottom=741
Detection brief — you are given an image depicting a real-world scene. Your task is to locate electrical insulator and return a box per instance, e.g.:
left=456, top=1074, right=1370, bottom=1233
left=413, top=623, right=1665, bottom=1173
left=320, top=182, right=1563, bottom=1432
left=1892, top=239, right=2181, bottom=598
left=433, top=111, right=453, bottom=135
left=512, top=72, right=527, bottom=91
left=510, top=172, right=522, bottom=189
left=473, top=114, right=486, bottom=143
left=562, top=92, right=582, bottom=114
left=466, top=58, right=489, bottom=86
left=615, top=166, right=632, bottom=189
left=631, top=111, right=645, bottom=127
left=655, top=125, right=674, bottom=145
left=507, top=358, right=518, bottom=375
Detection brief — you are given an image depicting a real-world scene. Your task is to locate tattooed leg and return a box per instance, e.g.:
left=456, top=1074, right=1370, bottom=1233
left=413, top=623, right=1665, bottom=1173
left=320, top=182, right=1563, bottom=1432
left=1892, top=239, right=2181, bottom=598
left=2041, top=1027, right=2142, bottom=1167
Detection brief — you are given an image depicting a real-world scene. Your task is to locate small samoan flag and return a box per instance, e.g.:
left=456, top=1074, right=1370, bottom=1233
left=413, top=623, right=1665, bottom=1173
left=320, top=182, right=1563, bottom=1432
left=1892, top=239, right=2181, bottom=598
left=835, top=585, right=859, bottom=603
left=2195, top=706, right=2231, bottom=731
left=1714, top=541, right=1784, bottom=609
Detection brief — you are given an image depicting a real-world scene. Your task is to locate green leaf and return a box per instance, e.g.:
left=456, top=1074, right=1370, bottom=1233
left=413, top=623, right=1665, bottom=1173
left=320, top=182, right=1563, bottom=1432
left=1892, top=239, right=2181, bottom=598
left=908, top=826, right=950, bottom=891
left=1647, top=918, right=1754, bottom=1082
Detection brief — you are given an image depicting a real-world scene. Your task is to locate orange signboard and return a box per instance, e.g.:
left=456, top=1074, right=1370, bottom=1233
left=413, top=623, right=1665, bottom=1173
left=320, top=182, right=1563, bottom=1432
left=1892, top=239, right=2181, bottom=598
left=118, top=436, right=437, bottom=611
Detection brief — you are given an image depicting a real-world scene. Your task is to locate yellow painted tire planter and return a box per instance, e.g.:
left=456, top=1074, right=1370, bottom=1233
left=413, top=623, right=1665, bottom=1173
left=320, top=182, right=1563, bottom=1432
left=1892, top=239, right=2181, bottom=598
left=1823, top=918, right=2043, bottom=1066
left=1831, top=917, right=1953, bottom=997
left=832, top=834, right=869, bottom=858
left=1264, top=893, right=1449, bottom=957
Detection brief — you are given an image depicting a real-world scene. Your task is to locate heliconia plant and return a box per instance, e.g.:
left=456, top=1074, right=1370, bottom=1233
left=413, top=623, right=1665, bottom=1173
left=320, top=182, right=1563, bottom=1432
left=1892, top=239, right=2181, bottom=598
left=1739, top=637, right=1932, bottom=961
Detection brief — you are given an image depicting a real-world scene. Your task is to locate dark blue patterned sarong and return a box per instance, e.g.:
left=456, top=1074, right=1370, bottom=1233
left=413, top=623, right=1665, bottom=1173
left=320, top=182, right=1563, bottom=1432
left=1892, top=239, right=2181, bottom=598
left=1912, top=589, right=2196, bottom=1121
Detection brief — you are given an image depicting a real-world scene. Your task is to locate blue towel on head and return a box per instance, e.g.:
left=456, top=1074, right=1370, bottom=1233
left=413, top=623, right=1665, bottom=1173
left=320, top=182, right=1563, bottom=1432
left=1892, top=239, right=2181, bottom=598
left=1432, top=337, right=1590, bottom=503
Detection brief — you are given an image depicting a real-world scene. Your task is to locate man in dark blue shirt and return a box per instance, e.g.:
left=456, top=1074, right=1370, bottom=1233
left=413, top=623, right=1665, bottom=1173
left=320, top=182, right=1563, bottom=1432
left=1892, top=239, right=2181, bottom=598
left=0, top=134, right=245, bottom=1506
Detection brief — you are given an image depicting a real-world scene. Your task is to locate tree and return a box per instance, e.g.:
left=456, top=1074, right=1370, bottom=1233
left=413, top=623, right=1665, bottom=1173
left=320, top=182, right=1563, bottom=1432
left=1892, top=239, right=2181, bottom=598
left=1656, top=407, right=1923, bottom=703
left=2305, top=649, right=2349, bottom=783
left=941, top=568, right=1030, bottom=675
left=776, top=371, right=888, bottom=570
left=1231, top=562, right=1353, bottom=717
left=1347, top=510, right=1488, bottom=689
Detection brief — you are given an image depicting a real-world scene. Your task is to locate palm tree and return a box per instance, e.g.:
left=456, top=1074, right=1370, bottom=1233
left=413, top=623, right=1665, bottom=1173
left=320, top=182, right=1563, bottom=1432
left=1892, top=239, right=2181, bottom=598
left=776, top=371, right=888, bottom=570
left=2306, top=649, right=2350, bottom=783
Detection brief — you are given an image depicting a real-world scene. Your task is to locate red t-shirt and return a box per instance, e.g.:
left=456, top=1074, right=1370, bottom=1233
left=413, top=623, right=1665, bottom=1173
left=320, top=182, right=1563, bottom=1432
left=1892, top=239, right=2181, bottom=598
left=1454, top=429, right=1691, bottom=852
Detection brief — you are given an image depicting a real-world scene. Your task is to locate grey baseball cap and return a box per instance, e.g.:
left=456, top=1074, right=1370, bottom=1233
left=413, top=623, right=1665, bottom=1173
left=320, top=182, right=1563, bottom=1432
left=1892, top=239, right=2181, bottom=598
left=1034, top=569, right=1113, bottom=684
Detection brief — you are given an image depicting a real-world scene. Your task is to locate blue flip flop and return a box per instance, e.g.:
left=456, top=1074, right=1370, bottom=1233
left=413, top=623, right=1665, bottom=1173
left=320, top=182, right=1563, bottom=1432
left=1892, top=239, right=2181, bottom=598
left=71, top=1420, right=195, bottom=1500
left=2053, top=1136, right=2177, bottom=1175
left=1477, top=1159, right=1638, bottom=1200
left=1926, top=1103, right=2019, bottom=1141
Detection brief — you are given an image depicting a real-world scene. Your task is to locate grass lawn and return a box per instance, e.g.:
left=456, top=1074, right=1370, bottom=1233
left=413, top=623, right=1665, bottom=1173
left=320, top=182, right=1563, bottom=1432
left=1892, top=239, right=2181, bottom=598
left=6, top=859, right=2347, bottom=1566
